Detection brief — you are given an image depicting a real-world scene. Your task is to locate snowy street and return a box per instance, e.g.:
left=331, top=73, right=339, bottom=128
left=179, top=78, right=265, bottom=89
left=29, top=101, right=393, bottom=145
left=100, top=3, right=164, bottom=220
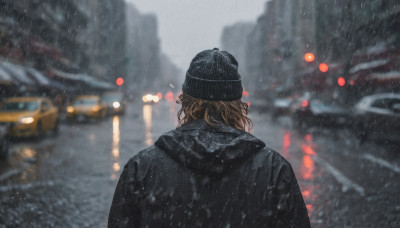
left=0, top=101, right=399, bottom=227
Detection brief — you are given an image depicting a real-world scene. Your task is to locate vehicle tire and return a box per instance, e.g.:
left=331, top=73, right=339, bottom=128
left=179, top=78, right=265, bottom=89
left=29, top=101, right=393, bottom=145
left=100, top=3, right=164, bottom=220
left=0, top=137, right=9, bottom=158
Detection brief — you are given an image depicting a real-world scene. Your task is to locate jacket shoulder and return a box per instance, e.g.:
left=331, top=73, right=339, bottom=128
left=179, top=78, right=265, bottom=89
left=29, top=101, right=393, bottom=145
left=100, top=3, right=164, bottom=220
left=250, top=147, right=294, bottom=185
left=124, top=146, right=170, bottom=181
left=254, top=147, right=292, bottom=167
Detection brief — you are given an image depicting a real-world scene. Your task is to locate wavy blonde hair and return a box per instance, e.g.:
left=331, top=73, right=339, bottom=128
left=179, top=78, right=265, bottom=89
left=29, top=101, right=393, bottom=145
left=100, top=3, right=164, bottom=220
left=176, top=93, right=253, bottom=131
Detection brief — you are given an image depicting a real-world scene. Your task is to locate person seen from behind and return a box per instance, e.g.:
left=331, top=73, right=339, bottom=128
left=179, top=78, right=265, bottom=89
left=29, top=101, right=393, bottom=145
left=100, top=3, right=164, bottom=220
left=108, top=48, right=311, bottom=227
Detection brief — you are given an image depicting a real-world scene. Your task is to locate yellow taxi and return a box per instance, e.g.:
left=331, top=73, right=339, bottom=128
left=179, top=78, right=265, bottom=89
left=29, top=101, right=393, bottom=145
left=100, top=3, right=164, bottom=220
left=101, top=91, right=127, bottom=115
left=67, top=95, right=107, bottom=121
left=0, top=97, right=59, bottom=137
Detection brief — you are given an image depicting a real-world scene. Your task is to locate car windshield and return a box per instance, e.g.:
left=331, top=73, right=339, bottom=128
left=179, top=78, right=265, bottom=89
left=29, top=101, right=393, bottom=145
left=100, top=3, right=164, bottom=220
left=102, top=95, right=123, bottom=102
left=73, top=99, right=97, bottom=106
left=311, top=100, right=342, bottom=112
left=0, top=101, right=38, bottom=111
left=274, top=98, right=292, bottom=107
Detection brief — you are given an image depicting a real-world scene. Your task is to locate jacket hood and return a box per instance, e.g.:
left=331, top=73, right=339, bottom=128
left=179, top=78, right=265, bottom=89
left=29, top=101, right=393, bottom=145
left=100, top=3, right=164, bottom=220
left=155, top=119, right=265, bottom=175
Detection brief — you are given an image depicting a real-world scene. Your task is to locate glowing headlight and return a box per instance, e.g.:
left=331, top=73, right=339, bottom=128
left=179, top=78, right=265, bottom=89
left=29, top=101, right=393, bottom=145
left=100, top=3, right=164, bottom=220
left=113, top=102, right=121, bottom=108
left=20, top=117, right=34, bottom=124
left=67, top=106, right=74, bottom=113
left=152, top=96, right=160, bottom=103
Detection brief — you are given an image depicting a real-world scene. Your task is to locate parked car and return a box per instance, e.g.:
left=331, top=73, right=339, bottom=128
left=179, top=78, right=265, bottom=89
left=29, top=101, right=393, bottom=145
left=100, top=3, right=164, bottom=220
left=271, top=97, right=294, bottom=119
left=291, top=99, right=349, bottom=131
left=67, top=95, right=107, bottom=121
left=101, top=91, right=127, bottom=115
left=142, top=93, right=161, bottom=104
left=0, top=97, right=59, bottom=138
left=0, top=125, right=9, bottom=158
left=352, top=93, right=400, bottom=143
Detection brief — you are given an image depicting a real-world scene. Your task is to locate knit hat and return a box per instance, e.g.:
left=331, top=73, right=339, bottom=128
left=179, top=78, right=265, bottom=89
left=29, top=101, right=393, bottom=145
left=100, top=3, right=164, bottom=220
left=182, top=48, right=243, bottom=101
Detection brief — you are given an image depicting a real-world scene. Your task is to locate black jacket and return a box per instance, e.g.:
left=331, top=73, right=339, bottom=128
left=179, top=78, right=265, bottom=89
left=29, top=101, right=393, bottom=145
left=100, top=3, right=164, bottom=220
left=108, top=120, right=310, bottom=227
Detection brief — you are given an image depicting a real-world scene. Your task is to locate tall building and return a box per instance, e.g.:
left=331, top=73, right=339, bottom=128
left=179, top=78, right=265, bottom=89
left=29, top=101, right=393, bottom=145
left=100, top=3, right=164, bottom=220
left=79, top=0, right=127, bottom=82
left=0, top=0, right=88, bottom=71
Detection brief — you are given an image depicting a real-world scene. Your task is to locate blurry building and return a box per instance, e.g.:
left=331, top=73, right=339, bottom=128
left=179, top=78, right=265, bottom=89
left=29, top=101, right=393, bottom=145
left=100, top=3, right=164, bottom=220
left=221, top=0, right=400, bottom=102
left=125, top=3, right=182, bottom=96
left=0, top=0, right=88, bottom=71
left=221, top=22, right=255, bottom=91
left=0, top=0, right=127, bottom=85
left=79, top=0, right=127, bottom=82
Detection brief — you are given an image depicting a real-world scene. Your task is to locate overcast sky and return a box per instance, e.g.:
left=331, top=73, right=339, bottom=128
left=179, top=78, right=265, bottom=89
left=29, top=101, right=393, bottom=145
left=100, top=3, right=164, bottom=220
left=126, top=0, right=267, bottom=71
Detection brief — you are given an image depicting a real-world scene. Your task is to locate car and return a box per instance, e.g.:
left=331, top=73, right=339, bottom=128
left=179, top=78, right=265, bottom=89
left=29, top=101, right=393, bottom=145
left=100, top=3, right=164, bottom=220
left=0, top=97, right=59, bottom=138
left=352, top=93, right=400, bottom=143
left=291, top=98, right=349, bottom=131
left=142, top=93, right=161, bottom=104
left=101, top=91, right=127, bottom=115
left=67, top=95, right=107, bottom=121
left=0, top=125, right=9, bottom=158
left=271, top=97, right=294, bottom=119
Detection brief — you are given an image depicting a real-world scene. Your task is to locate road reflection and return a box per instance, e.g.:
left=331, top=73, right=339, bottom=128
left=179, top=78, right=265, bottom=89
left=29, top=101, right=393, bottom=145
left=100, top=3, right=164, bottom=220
left=300, top=134, right=318, bottom=218
left=18, top=147, right=38, bottom=182
left=1, top=146, right=40, bottom=184
left=143, top=104, right=153, bottom=146
left=111, top=116, right=120, bottom=180
left=282, top=131, right=291, bottom=159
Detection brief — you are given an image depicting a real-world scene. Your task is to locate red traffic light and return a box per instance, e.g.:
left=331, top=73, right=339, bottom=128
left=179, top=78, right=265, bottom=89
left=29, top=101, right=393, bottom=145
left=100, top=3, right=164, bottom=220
left=304, top=53, right=315, bottom=62
left=319, top=63, right=329, bottom=72
left=338, top=77, right=346, bottom=86
left=116, top=77, right=124, bottom=86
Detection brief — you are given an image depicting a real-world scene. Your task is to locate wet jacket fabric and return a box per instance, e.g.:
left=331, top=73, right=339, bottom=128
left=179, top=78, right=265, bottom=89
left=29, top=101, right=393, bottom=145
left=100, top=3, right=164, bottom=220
left=108, top=120, right=310, bottom=228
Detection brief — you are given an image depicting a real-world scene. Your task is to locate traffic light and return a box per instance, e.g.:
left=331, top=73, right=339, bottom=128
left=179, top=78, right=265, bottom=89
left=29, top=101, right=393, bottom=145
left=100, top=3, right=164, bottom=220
left=338, top=77, right=346, bottom=86
left=116, top=77, right=124, bottom=86
left=319, top=63, right=329, bottom=72
left=304, top=53, right=315, bottom=62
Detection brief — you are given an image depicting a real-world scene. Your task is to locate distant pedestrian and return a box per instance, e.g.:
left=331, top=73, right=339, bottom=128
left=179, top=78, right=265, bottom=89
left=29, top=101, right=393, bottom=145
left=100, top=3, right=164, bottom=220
left=108, top=48, right=311, bottom=227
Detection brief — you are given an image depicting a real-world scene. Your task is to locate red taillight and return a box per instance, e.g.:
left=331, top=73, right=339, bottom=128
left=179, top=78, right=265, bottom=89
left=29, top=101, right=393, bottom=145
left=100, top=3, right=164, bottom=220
left=301, top=100, right=309, bottom=107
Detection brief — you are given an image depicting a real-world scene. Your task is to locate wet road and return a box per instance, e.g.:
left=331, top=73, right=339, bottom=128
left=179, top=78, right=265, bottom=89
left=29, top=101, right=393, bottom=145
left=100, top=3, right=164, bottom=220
left=1, top=100, right=400, bottom=227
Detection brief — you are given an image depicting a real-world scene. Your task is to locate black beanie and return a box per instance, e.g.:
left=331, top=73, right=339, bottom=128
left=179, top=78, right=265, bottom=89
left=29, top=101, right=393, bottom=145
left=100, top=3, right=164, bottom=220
left=182, top=48, right=243, bottom=101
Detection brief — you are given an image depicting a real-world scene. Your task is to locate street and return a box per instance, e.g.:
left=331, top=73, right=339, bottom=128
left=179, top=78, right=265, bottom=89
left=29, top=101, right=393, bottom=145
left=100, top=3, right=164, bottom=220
left=1, top=100, right=400, bottom=228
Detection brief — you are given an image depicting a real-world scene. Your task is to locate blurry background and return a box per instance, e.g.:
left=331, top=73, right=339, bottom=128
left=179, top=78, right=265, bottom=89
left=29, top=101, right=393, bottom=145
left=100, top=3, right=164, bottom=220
left=1, top=1, right=400, bottom=227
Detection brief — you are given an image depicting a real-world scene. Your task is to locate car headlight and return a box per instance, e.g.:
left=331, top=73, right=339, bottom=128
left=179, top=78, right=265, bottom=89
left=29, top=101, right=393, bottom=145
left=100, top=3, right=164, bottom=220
left=152, top=96, right=160, bottom=103
left=113, top=102, right=121, bottom=109
left=67, top=106, right=74, bottom=113
left=20, top=117, right=34, bottom=124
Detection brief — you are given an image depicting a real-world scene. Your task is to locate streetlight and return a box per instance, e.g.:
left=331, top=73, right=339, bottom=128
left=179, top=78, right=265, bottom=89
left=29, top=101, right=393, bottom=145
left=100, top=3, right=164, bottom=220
left=338, top=77, right=346, bottom=86
left=319, top=63, right=329, bottom=72
left=116, top=77, right=124, bottom=86
left=304, top=53, right=315, bottom=62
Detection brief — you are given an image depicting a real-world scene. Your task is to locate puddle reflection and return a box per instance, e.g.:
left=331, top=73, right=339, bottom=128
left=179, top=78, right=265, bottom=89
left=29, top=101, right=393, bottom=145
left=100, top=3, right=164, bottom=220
left=21, top=148, right=36, bottom=159
left=300, top=133, right=318, bottom=218
left=143, top=105, right=153, bottom=146
left=6, top=146, right=40, bottom=183
left=282, top=131, right=291, bottom=159
left=301, top=155, right=315, bottom=180
left=111, top=116, right=120, bottom=180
